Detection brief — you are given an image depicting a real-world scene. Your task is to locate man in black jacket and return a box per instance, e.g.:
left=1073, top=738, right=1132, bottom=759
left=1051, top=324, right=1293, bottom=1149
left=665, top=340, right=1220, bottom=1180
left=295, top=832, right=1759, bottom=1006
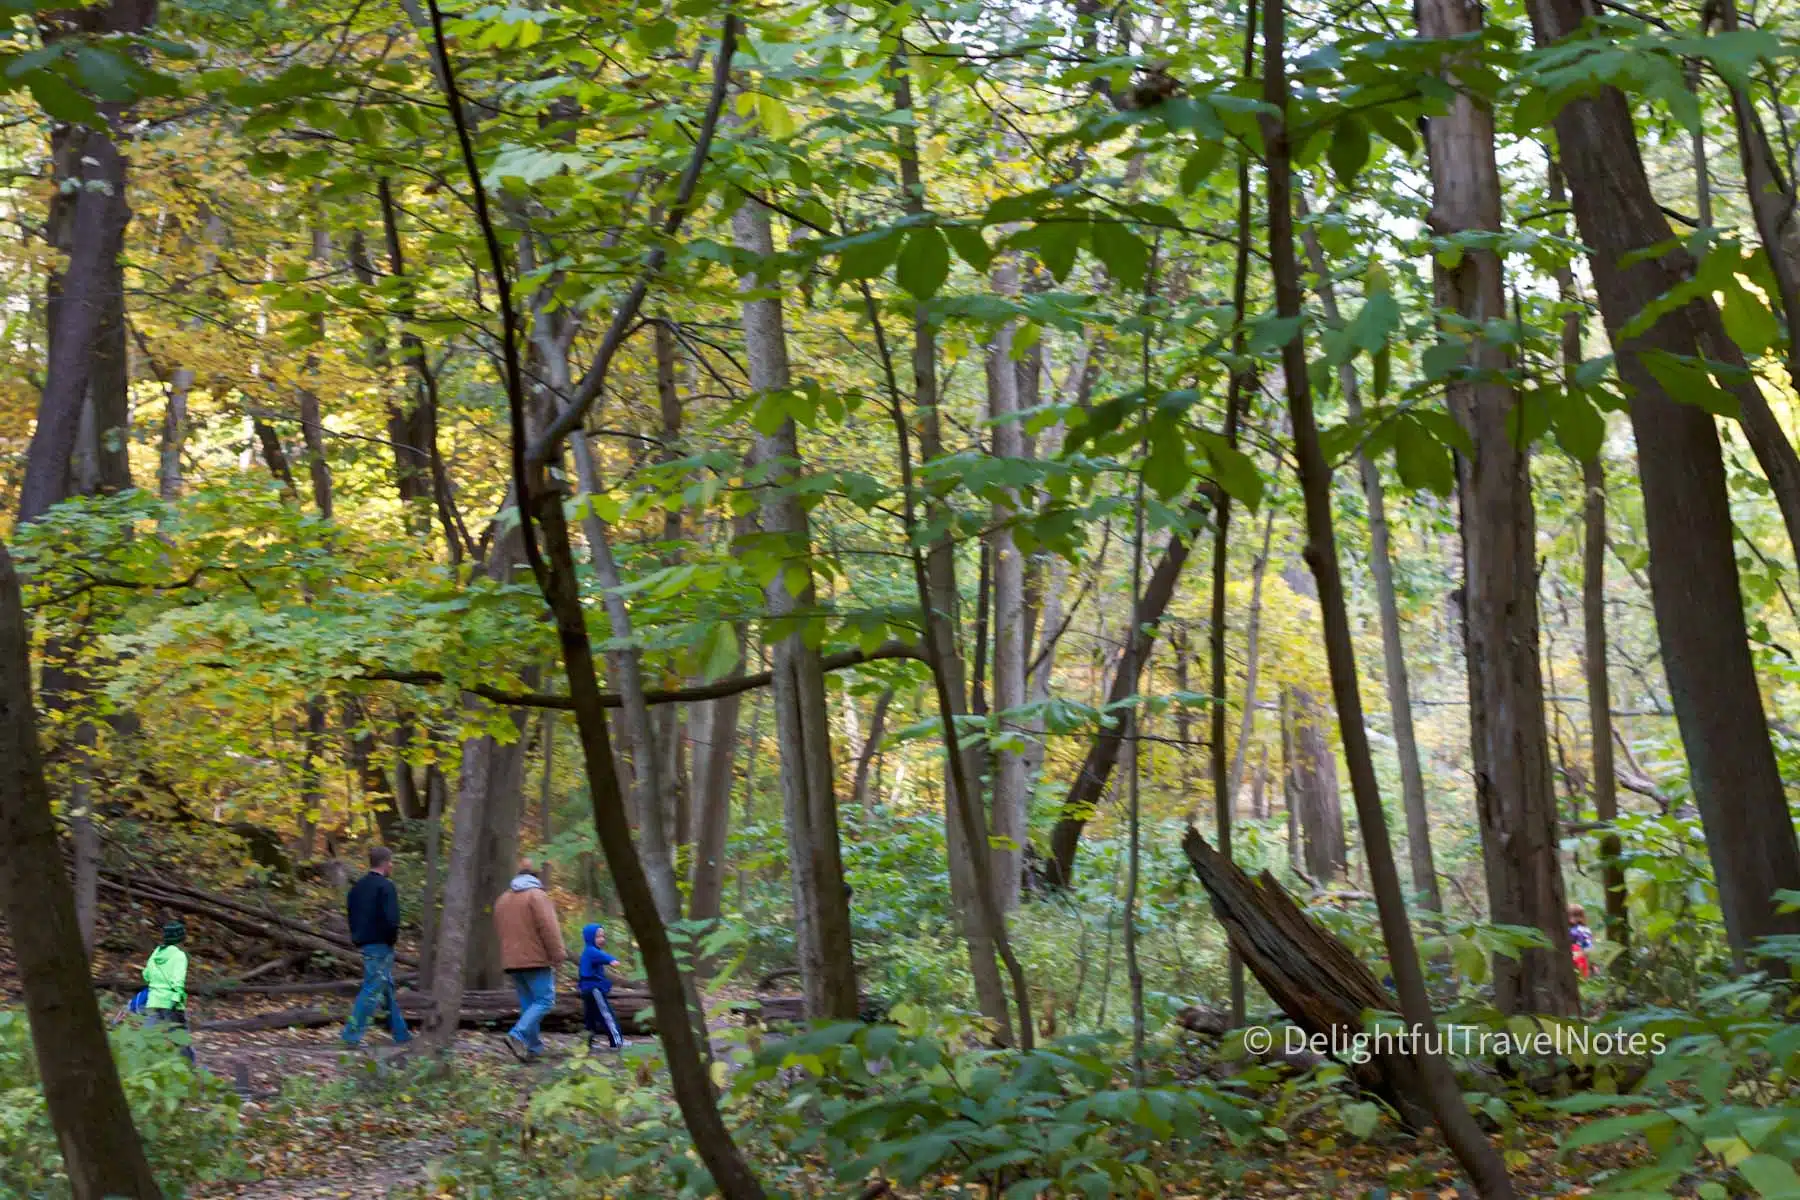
left=341, top=846, right=411, bottom=1047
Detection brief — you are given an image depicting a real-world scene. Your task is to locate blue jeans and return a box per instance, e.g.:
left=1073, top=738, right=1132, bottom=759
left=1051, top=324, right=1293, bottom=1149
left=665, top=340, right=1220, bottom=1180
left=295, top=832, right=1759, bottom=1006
left=507, top=967, right=556, bottom=1052
left=343, top=944, right=410, bottom=1045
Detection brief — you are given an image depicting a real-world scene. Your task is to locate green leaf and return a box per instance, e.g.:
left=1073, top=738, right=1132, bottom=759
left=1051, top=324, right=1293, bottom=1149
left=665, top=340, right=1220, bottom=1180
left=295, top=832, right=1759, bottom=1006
left=1195, top=430, right=1264, bottom=510
left=756, top=93, right=795, bottom=139
left=944, top=224, right=993, bottom=272
left=1641, top=349, right=1739, bottom=418
left=1002, top=1181, right=1053, bottom=1200
left=1249, top=314, right=1303, bottom=353
left=1088, top=221, right=1149, bottom=290
left=896, top=226, right=950, bottom=299
left=1010, top=221, right=1083, bottom=283
left=28, top=73, right=100, bottom=126
left=1179, top=142, right=1227, bottom=193
left=834, top=228, right=904, bottom=283
left=1372, top=344, right=1391, bottom=401
left=1554, top=393, right=1606, bottom=462
left=700, top=623, right=741, bottom=684
left=72, top=46, right=138, bottom=103
left=1142, top=422, right=1190, bottom=500
left=1393, top=416, right=1454, bottom=496
left=1328, top=115, right=1372, bottom=188
left=1720, top=277, right=1781, bottom=357
left=1738, top=1153, right=1800, bottom=1197
left=1559, top=1110, right=1673, bottom=1153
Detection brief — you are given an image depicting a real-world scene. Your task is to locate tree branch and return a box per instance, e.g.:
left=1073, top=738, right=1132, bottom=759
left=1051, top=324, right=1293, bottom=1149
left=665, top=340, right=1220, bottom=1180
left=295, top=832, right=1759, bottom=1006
left=360, top=640, right=926, bottom=710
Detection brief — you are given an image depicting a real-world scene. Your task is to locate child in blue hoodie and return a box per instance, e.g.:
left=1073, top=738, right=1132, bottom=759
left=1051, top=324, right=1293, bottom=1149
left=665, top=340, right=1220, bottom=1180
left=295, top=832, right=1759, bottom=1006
left=578, top=923, right=625, bottom=1050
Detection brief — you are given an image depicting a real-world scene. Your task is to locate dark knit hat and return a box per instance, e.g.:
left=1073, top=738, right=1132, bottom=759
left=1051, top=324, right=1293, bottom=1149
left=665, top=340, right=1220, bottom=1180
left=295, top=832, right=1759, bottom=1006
left=161, top=920, right=186, bottom=946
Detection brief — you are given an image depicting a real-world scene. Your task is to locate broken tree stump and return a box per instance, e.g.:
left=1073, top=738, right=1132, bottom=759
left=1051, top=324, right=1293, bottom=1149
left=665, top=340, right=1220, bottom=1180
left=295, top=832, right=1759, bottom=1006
left=1181, top=826, right=1432, bottom=1130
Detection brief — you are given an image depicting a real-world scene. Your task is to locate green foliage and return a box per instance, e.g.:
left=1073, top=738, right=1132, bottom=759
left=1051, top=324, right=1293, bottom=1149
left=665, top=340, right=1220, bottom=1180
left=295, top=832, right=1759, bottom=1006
left=1551, top=979, right=1800, bottom=1196
left=0, top=1010, right=243, bottom=1197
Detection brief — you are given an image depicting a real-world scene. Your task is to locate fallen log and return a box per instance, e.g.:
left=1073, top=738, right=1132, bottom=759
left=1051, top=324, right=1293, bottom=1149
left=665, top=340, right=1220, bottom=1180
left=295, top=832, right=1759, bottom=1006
left=98, top=876, right=365, bottom=967
left=1181, top=826, right=1432, bottom=1130
left=192, top=996, right=610, bottom=1035
left=96, top=865, right=419, bottom=969
left=198, top=1007, right=333, bottom=1033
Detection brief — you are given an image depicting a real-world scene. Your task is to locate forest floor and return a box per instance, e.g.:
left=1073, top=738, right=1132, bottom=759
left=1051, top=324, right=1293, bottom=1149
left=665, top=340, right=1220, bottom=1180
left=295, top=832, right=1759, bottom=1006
left=0, top=876, right=1652, bottom=1196
left=160, top=1010, right=1638, bottom=1199
left=186, top=1023, right=522, bottom=1199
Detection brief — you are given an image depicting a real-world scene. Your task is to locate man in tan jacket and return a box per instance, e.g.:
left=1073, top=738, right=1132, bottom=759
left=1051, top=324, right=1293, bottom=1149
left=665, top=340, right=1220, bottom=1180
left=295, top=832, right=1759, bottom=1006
left=493, top=857, right=566, bottom=1060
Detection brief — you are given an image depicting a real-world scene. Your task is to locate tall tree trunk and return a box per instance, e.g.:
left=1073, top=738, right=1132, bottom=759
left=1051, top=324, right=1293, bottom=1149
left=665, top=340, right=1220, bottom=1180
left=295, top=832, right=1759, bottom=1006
left=653, top=320, right=689, bottom=850
left=1718, top=0, right=1800, bottom=382
left=570, top=432, right=684, bottom=921
left=375, top=181, right=464, bottom=559
left=1525, top=0, right=1800, bottom=968
left=1048, top=496, right=1213, bottom=885
left=1225, top=508, right=1275, bottom=802
left=1549, top=159, right=1629, bottom=952
left=885, top=61, right=1014, bottom=1040
left=1297, top=195, right=1441, bottom=914
left=689, top=624, right=746, bottom=925
left=987, top=258, right=1028, bottom=914
left=849, top=688, right=893, bottom=811
left=730, top=198, right=860, bottom=1020
left=426, top=507, right=524, bottom=1042
left=1421, top=0, right=1578, bottom=1017
left=421, top=10, right=761, bottom=1190
left=299, top=224, right=334, bottom=517
left=538, top=709, right=555, bottom=844
left=20, top=121, right=130, bottom=523
left=418, top=763, right=446, bottom=984
left=159, top=205, right=219, bottom=502
left=1, top=539, right=162, bottom=1198
left=1285, top=680, right=1346, bottom=881
left=1261, top=2, right=1517, bottom=1191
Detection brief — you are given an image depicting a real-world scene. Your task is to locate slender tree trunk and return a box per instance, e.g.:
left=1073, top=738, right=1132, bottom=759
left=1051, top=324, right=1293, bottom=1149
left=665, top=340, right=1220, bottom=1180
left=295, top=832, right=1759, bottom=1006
left=1284, top=679, right=1346, bottom=881
left=160, top=202, right=219, bottom=504
left=2, top=540, right=162, bottom=1197
left=570, top=433, right=684, bottom=922
left=1718, top=0, right=1800, bottom=380
left=849, top=688, right=893, bottom=810
left=653, top=320, right=689, bottom=851
left=1282, top=689, right=1300, bottom=872
left=1526, top=0, right=1800, bottom=968
left=689, top=625, right=747, bottom=925
left=426, top=508, right=522, bottom=1042
left=1549, top=159, right=1629, bottom=952
left=1048, top=496, right=1214, bottom=885
left=20, top=126, right=129, bottom=523
left=1225, top=508, right=1275, bottom=802
left=1421, top=0, right=1577, bottom=1016
left=538, top=710, right=555, bottom=844
left=1298, top=195, right=1441, bottom=914
left=884, top=62, right=1015, bottom=1038
left=1261, top=3, right=1516, bottom=1191
left=987, top=258, right=1029, bottom=914
left=418, top=764, right=446, bottom=984
left=730, top=198, right=860, bottom=1020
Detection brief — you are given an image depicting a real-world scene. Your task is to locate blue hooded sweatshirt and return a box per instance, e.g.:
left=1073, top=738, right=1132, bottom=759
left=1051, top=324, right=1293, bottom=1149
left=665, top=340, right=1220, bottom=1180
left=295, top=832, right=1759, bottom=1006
left=578, top=923, right=617, bottom=994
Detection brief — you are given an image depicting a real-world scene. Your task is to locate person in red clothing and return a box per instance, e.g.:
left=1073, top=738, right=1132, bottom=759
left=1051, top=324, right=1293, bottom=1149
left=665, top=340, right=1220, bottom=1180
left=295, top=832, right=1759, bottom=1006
left=1569, top=903, right=1594, bottom=978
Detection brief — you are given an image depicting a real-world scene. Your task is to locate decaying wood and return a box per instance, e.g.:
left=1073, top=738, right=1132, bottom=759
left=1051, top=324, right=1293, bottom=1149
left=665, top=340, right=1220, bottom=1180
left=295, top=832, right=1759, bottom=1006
left=1181, top=826, right=1431, bottom=1130
left=191, top=989, right=660, bottom=1034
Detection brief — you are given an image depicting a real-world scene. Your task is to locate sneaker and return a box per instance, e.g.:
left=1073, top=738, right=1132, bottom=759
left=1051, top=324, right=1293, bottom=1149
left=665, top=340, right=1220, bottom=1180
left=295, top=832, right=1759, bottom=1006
left=586, top=1036, right=597, bottom=1052
left=503, top=1033, right=531, bottom=1062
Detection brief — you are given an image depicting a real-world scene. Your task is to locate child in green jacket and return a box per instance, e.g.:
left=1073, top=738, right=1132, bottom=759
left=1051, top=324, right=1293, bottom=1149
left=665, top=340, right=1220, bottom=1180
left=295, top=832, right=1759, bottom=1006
left=142, top=920, right=193, bottom=1063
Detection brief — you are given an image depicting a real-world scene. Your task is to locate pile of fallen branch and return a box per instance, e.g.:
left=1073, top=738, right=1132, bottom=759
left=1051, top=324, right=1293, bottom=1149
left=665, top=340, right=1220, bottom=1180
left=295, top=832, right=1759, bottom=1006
left=95, top=865, right=417, bottom=970
left=1181, top=826, right=1431, bottom=1129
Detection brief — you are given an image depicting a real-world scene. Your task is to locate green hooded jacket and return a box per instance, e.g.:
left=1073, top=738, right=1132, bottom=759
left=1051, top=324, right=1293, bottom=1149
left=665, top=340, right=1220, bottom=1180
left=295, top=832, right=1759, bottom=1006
left=143, top=945, right=188, bottom=1011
